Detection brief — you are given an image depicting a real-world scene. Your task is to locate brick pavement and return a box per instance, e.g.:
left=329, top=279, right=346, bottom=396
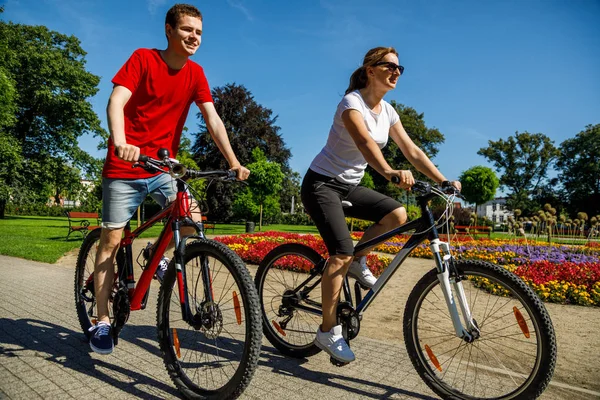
left=0, top=255, right=595, bottom=399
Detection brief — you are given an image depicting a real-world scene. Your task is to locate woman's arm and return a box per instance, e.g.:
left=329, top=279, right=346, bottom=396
left=342, top=109, right=414, bottom=188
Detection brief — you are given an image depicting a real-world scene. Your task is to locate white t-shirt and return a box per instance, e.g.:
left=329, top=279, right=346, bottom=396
left=309, top=90, right=400, bottom=184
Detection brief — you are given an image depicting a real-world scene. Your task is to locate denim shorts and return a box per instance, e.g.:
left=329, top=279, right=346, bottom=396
left=101, top=173, right=177, bottom=229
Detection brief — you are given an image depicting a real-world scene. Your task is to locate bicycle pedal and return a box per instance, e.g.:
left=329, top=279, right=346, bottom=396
left=329, top=356, right=350, bottom=367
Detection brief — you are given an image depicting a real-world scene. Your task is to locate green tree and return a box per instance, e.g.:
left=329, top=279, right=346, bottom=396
left=192, top=83, right=291, bottom=220
left=478, top=132, right=559, bottom=215
left=459, top=166, right=499, bottom=224
left=556, top=124, right=600, bottom=218
left=0, top=20, right=106, bottom=216
left=280, top=170, right=301, bottom=214
left=245, top=148, right=284, bottom=230
left=367, top=101, right=445, bottom=200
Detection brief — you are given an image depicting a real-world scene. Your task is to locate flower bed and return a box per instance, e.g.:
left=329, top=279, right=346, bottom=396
left=214, top=231, right=600, bottom=306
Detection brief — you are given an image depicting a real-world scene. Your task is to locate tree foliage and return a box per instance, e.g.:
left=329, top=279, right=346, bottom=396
left=192, top=83, right=291, bottom=220
left=366, top=101, right=445, bottom=200
left=0, top=20, right=105, bottom=216
left=459, top=166, right=499, bottom=207
left=556, top=124, right=600, bottom=217
left=477, top=131, right=559, bottom=214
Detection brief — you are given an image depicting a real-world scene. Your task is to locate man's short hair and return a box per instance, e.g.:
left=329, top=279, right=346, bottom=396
left=165, top=3, right=202, bottom=28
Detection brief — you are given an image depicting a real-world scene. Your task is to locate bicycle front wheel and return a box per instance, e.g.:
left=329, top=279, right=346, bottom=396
left=404, top=259, right=556, bottom=400
left=157, top=239, right=261, bottom=400
left=255, top=243, right=324, bottom=358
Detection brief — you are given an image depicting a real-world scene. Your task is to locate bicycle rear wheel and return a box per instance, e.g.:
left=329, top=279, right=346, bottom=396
left=157, top=239, right=261, bottom=400
left=404, top=259, right=556, bottom=400
left=74, top=228, right=115, bottom=336
left=255, top=243, right=324, bottom=358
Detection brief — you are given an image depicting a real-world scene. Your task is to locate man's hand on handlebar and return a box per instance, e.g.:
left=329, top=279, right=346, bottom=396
left=114, top=143, right=141, bottom=162
left=230, top=165, right=251, bottom=181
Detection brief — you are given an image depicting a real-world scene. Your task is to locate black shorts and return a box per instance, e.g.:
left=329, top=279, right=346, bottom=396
left=301, top=168, right=403, bottom=256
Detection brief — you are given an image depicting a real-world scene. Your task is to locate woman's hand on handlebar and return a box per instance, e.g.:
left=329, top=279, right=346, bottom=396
left=114, top=143, right=140, bottom=162
left=230, top=165, right=251, bottom=181
left=389, top=170, right=415, bottom=189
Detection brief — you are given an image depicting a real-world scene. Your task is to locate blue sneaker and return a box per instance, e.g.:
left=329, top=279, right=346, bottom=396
left=89, top=321, right=114, bottom=354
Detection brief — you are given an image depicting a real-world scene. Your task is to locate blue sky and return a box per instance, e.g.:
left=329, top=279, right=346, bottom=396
left=3, top=0, right=599, bottom=188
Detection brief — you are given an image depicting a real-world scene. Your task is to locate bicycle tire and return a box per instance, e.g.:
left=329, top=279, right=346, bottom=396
left=74, top=228, right=115, bottom=337
left=255, top=243, right=324, bottom=358
left=157, top=239, right=261, bottom=400
left=403, top=259, right=557, bottom=400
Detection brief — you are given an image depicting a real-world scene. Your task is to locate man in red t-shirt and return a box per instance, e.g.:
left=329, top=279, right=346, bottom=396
left=89, top=3, right=250, bottom=355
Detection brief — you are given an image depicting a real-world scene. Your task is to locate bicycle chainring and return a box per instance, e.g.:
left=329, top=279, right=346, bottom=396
left=337, top=301, right=360, bottom=341
left=112, top=286, right=131, bottom=344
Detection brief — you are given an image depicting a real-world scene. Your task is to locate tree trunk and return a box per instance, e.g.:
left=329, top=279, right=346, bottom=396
left=0, top=199, right=5, bottom=219
left=259, top=204, right=263, bottom=231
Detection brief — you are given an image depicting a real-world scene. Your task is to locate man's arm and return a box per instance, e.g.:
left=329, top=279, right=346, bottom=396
left=198, top=101, right=250, bottom=180
left=107, top=85, right=139, bottom=162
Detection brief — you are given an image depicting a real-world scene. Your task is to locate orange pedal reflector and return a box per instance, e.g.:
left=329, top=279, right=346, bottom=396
left=513, top=306, right=530, bottom=338
left=425, top=344, right=442, bottom=372
left=91, top=318, right=97, bottom=325
left=272, top=320, right=286, bottom=336
left=172, top=328, right=181, bottom=358
left=233, top=291, right=242, bottom=325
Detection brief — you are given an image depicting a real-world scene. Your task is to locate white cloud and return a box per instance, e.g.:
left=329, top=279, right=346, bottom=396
left=147, top=0, right=167, bottom=15
left=227, top=0, right=254, bottom=22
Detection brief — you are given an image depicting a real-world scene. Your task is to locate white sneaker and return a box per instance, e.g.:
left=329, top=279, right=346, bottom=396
left=314, top=325, right=355, bottom=363
left=155, top=257, right=170, bottom=282
left=347, top=256, right=376, bottom=288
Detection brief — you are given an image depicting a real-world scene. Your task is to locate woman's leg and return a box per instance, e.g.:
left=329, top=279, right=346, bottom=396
left=321, top=254, right=353, bottom=332
left=354, top=207, right=406, bottom=257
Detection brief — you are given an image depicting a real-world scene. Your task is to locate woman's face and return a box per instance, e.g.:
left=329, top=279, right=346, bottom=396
left=368, top=53, right=402, bottom=91
left=166, top=15, right=203, bottom=57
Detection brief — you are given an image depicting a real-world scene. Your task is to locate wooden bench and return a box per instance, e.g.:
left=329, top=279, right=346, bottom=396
left=202, top=215, right=215, bottom=233
left=454, top=225, right=491, bottom=238
left=66, top=211, right=100, bottom=240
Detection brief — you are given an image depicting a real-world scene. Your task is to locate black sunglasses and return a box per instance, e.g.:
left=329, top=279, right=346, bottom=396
left=373, top=61, right=404, bottom=75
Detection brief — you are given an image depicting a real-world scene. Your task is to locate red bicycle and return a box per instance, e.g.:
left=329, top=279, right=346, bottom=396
left=74, top=150, right=262, bottom=399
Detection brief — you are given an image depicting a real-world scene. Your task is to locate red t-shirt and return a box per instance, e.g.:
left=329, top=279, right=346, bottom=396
left=102, top=48, right=213, bottom=179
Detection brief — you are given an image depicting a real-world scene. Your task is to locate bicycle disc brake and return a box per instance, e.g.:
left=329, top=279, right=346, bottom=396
left=112, top=286, right=130, bottom=345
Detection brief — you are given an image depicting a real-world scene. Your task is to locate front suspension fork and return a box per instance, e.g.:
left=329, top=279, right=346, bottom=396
left=430, top=239, right=480, bottom=341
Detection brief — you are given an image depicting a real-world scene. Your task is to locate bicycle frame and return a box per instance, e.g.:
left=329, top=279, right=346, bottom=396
left=117, top=179, right=207, bottom=324
left=293, top=191, right=479, bottom=340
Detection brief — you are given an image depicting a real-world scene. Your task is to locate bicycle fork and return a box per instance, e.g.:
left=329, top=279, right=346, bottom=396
left=430, top=239, right=480, bottom=342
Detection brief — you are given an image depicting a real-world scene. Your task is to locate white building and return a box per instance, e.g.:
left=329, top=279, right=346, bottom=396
left=476, top=197, right=513, bottom=225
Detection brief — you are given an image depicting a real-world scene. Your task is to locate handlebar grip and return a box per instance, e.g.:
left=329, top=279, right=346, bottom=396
left=391, top=176, right=400, bottom=184
left=228, top=170, right=238, bottom=179
left=138, top=154, right=149, bottom=163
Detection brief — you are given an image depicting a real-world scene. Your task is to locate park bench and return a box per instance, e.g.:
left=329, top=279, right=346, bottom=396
left=66, top=211, right=100, bottom=240
left=454, top=225, right=491, bottom=238
left=202, top=215, right=215, bottom=233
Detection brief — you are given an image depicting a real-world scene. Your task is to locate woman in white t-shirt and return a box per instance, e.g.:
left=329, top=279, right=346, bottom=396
left=301, top=46, right=461, bottom=364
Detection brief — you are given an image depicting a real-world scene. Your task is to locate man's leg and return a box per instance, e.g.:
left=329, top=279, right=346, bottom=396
left=94, top=227, right=124, bottom=323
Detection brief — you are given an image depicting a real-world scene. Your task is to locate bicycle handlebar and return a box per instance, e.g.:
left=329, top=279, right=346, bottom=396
left=391, top=176, right=463, bottom=199
left=134, top=152, right=238, bottom=181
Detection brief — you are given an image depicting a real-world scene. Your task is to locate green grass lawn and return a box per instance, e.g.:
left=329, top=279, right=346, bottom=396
left=0, top=215, right=318, bottom=264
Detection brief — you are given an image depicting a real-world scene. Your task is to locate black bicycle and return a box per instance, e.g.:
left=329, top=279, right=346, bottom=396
left=255, top=180, right=556, bottom=399
left=75, top=150, right=262, bottom=399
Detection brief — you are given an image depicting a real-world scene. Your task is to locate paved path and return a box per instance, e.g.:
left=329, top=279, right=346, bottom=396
left=0, top=255, right=595, bottom=399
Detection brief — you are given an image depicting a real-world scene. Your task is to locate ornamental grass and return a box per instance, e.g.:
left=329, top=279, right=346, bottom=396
left=215, top=231, right=600, bottom=306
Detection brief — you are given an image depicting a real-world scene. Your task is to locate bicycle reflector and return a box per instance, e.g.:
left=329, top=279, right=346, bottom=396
left=272, top=320, right=286, bottom=336
left=425, top=344, right=442, bottom=372
left=233, top=291, right=242, bottom=325
left=513, top=306, right=531, bottom=338
left=172, top=328, right=181, bottom=358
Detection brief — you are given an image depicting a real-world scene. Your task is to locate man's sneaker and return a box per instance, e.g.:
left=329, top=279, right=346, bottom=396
left=89, top=321, right=113, bottom=355
left=314, top=325, right=355, bottom=363
left=347, top=256, right=376, bottom=288
left=155, top=256, right=170, bottom=282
